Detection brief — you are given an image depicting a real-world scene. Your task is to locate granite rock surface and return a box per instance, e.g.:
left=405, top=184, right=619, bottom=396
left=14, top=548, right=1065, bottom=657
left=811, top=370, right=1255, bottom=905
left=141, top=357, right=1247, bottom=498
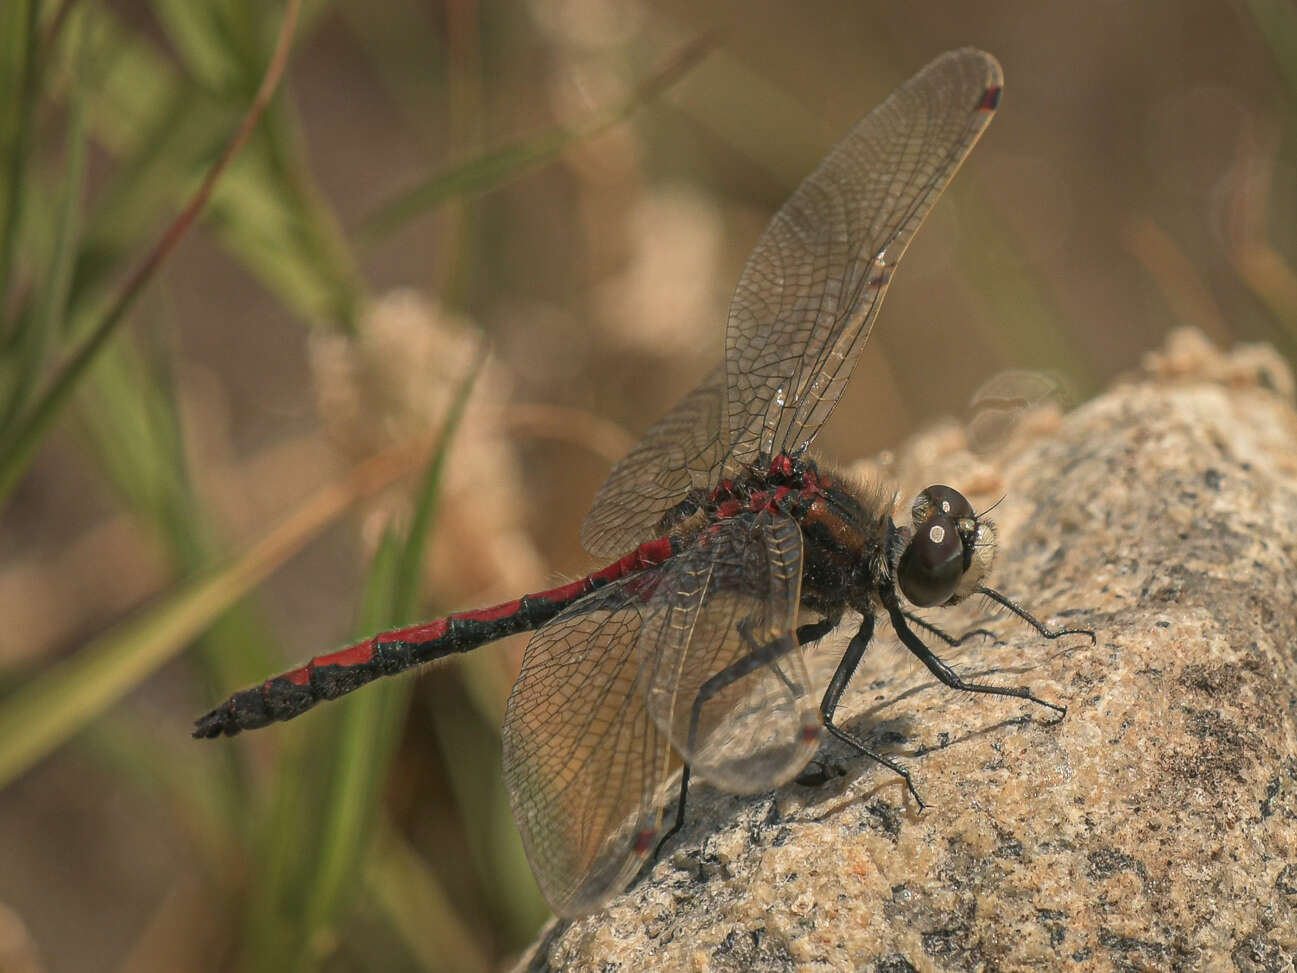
left=519, top=330, right=1297, bottom=972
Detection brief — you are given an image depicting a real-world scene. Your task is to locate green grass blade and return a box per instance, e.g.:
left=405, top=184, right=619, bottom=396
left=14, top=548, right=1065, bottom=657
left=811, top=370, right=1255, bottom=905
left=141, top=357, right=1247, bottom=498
left=209, top=123, right=364, bottom=327
left=264, top=535, right=410, bottom=973
left=77, top=715, right=243, bottom=881
left=148, top=0, right=248, bottom=95
left=0, top=0, right=39, bottom=323
left=0, top=5, right=84, bottom=435
left=358, top=33, right=714, bottom=241
left=0, top=431, right=429, bottom=789
left=243, top=530, right=410, bottom=973
left=392, top=340, right=490, bottom=615
left=77, top=322, right=204, bottom=548
left=1247, top=0, right=1297, bottom=103
left=294, top=341, right=489, bottom=949
left=0, top=564, right=261, bottom=788
left=89, top=2, right=363, bottom=326
left=365, top=824, right=491, bottom=973
left=0, top=0, right=302, bottom=510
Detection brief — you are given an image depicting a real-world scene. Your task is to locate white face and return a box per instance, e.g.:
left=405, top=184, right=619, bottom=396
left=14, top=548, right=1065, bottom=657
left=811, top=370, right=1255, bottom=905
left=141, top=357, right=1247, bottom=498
left=952, top=517, right=996, bottom=603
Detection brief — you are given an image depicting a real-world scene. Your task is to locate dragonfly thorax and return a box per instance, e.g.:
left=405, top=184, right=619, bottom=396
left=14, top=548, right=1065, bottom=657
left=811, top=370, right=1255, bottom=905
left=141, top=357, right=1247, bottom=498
left=654, top=460, right=996, bottom=621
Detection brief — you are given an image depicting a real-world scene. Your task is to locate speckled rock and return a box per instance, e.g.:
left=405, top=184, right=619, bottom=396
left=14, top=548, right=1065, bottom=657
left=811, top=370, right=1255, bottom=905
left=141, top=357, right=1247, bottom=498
left=518, top=329, right=1297, bottom=972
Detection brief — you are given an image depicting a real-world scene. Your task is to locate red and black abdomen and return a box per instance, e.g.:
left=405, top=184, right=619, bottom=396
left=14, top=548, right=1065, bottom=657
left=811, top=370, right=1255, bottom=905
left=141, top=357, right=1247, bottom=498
left=192, top=537, right=678, bottom=738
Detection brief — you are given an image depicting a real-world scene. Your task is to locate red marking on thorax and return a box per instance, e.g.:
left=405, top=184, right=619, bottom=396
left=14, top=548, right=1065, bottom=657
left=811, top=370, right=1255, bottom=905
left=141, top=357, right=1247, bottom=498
left=704, top=462, right=837, bottom=526
left=770, top=454, right=796, bottom=477
left=707, top=483, right=730, bottom=504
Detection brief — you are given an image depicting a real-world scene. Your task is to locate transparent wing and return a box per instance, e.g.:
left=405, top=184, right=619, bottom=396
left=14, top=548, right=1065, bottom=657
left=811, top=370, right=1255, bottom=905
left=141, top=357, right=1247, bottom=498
left=501, top=579, right=676, bottom=917
left=724, top=48, right=1001, bottom=469
left=639, top=511, right=821, bottom=793
left=503, top=511, right=820, bottom=914
left=580, top=364, right=726, bottom=559
left=580, top=49, right=1001, bottom=557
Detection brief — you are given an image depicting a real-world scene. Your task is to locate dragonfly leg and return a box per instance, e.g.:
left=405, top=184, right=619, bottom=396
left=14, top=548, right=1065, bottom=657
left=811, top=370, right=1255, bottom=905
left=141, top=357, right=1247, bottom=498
left=974, top=584, right=1097, bottom=643
left=902, top=611, right=996, bottom=647
left=884, top=589, right=1067, bottom=718
left=650, top=763, right=692, bottom=862
left=819, top=613, right=927, bottom=809
left=654, top=616, right=841, bottom=862
left=685, top=613, right=843, bottom=759
left=760, top=615, right=840, bottom=697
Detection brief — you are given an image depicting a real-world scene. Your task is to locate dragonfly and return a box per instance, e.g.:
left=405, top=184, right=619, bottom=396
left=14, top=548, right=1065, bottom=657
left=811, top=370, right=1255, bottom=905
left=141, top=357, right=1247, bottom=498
left=195, top=48, right=1093, bottom=918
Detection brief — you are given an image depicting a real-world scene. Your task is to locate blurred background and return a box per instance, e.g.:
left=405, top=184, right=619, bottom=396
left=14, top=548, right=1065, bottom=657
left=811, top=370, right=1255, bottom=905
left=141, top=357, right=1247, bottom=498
left=1, top=0, right=1295, bottom=970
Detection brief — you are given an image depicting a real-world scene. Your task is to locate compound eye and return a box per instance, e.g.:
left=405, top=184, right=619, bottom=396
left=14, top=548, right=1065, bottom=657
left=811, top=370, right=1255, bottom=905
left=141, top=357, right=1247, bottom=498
left=915, top=484, right=974, bottom=522
left=898, top=514, right=965, bottom=607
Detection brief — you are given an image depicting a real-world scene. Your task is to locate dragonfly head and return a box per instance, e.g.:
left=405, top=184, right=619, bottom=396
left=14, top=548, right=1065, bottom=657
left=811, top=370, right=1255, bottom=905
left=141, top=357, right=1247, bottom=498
left=897, top=485, right=996, bottom=607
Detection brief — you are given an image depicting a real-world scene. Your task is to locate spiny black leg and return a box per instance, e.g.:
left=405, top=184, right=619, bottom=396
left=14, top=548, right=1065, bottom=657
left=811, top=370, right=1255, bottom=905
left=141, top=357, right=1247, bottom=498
left=819, top=612, right=872, bottom=726
left=796, top=616, right=839, bottom=646
left=818, top=612, right=926, bottom=809
left=975, top=584, right=1096, bottom=643
left=884, top=589, right=1066, bottom=719
left=650, top=764, right=692, bottom=862
left=633, top=763, right=690, bottom=890
left=755, top=615, right=842, bottom=697
left=686, top=618, right=805, bottom=758
left=762, top=616, right=841, bottom=700
left=657, top=615, right=841, bottom=863
left=903, top=611, right=996, bottom=647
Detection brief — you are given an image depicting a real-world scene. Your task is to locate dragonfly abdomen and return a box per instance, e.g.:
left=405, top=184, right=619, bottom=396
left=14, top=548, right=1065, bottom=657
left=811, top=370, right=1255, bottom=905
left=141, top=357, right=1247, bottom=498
left=192, top=536, right=677, bottom=738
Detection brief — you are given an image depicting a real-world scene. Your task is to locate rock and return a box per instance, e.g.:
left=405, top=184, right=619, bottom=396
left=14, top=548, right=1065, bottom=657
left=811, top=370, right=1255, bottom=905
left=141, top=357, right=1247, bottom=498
left=517, top=329, right=1297, bottom=972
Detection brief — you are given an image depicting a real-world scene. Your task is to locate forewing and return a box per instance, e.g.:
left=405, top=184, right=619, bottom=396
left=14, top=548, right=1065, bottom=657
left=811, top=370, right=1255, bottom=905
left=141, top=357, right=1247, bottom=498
left=723, top=48, right=1002, bottom=469
left=581, top=50, right=1001, bottom=558
left=501, top=579, right=675, bottom=917
left=505, top=512, right=821, bottom=914
left=639, top=511, right=821, bottom=793
left=580, top=364, right=726, bottom=559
